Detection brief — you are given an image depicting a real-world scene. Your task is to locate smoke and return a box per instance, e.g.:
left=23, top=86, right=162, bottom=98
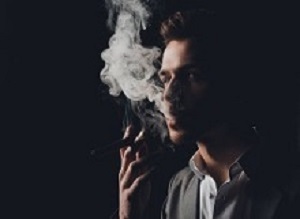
left=100, top=0, right=167, bottom=140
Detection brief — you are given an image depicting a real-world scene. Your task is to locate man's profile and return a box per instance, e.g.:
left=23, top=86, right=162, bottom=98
left=115, top=9, right=300, bottom=219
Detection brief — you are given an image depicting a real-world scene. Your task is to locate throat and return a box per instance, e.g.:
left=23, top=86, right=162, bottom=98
left=199, top=152, right=230, bottom=188
left=196, top=142, right=244, bottom=188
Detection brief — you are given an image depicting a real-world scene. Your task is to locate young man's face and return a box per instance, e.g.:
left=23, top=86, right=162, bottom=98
left=159, top=39, right=217, bottom=145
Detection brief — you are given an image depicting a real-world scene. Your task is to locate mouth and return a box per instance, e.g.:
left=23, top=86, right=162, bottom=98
left=165, top=111, right=191, bottom=129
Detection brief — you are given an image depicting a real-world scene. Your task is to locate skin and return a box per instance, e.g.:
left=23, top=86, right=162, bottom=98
left=160, top=39, right=249, bottom=185
left=159, top=39, right=212, bottom=145
left=119, top=128, right=153, bottom=219
left=118, top=39, right=250, bottom=219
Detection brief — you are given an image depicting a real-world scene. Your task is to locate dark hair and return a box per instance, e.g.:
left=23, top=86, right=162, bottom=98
left=160, top=9, right=220, bottom=80
left=160, top=9, right=217, bottom=45
left=160, top=9, right=257, bottom=127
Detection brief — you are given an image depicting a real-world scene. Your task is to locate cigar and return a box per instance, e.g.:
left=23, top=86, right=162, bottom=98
left=90, top=136, right=136, bottom=158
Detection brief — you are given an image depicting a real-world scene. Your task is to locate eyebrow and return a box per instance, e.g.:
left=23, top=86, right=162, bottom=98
left=177, top=63, right=200, bottom=72
left=159, top=63, right=200, bottom=75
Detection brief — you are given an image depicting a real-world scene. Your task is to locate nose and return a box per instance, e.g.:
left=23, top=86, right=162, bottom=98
left=163, top=78, right=185, bottom=110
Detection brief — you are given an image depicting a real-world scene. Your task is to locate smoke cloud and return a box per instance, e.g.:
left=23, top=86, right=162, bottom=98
left=101, top=0, right=167, bottom=140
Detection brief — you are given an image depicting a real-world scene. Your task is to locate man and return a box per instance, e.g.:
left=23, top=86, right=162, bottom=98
left=117, top=9, right=300, bottom=219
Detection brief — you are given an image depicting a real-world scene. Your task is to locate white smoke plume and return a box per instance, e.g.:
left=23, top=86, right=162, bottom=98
left=100, top=0, right=168, bottom=140
left=101, top=0, right=163, bottom=107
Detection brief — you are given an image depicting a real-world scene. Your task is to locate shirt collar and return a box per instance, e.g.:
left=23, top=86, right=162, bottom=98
left=189, top=150, right=244, bottom=181
left=189, top=153, right=206, bottom=180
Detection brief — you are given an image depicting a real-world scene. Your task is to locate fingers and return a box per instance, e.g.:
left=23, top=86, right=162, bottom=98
left=120, top=127, right=145, bottom=164
left=119, top=146, right=135, bottom=180
left=134, top=130, right=148, bottom=159
left=129, top=167, right=156, bottom=193
left=121, top=157, right=147, bottom=189
left=120, top=125, right=134, bottom=159
left=120, top=150, right=163, bottom=189
left=119, top=128, right=147, bottom=179
left=121, top=163, right=157, bottom=194
left=119, top=127, right=165, bottom=194
left=120, top=127, right=147, bottom=162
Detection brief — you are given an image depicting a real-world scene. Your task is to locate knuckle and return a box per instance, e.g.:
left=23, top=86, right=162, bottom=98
left=119, top=180, right=126, bottom=189
left=135, top=178, right=142, bottom=187
left=124, top=147, right=131, bottom=156
left=128, top=162, right=138, bottom=172
left=124, top=190, right=133, bottom=201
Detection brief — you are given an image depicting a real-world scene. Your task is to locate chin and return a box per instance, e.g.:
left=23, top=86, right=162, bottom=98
left=168, top=126, right=194, bottom=145
left=169, top=129, right=185, bottom=145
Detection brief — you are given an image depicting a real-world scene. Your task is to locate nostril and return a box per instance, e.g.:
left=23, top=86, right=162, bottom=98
left=165, top=80, right=184, bottom=103
left=164, top=85, right=186, bottom=112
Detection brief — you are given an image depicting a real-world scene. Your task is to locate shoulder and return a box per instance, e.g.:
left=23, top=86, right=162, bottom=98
left=161, top=166, right=199, bottom=218
left=168, top=166, right=199, bottom=192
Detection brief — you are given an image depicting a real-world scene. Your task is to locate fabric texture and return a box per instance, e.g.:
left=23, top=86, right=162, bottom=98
left=161, top=146, right=300, bottom=219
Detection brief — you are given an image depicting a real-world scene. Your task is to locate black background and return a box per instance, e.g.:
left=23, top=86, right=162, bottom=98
left=2, top=0, right=299, bottom=218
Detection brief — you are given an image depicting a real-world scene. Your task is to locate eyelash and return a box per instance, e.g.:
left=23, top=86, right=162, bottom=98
left=158, top=70, right=205, bottom=85
left=187, top=71, right=206, bottom=82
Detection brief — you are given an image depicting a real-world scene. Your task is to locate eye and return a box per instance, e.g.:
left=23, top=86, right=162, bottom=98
left=187, top=70, right=206, bottom=82
left=188, top=71, right=196, bottom=80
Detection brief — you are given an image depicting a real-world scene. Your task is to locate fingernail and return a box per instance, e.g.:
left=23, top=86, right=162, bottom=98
left=126, top=146, right=132, bottom=153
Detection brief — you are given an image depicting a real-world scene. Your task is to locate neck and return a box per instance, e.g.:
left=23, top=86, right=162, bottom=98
left=196, top=125, right=252, bottom=187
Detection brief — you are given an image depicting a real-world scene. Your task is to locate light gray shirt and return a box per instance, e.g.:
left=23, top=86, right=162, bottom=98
left=161, top=146, right=300, bottom=219
left=189, top=152, right=250, bottom=219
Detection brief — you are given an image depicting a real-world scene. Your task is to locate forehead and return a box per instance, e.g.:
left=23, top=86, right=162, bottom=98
left=161, top=39, right=199, bottom=71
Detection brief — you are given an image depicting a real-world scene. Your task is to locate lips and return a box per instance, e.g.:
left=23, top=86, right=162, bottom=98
left=166, top=106, right=187, bottom=117
left=165, top=109, right=185, bottom=120
left=164, top=103, right=195, bottom=125
left=165, top=110, right=191, bottom=128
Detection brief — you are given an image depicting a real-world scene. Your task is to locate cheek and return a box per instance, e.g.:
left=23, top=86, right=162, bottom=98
left=187, top=83, right=209, bottom=105
left=191, top=82, right=209, bottom=96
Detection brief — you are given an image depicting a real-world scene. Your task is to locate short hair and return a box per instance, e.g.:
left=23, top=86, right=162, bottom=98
left=159, top=9, right=257, bottom=126
left=160, top=9, right=218, bottom=46
left=160, top=9, right=220, bottom=84
left=160, top=11, right=220, bottom=91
